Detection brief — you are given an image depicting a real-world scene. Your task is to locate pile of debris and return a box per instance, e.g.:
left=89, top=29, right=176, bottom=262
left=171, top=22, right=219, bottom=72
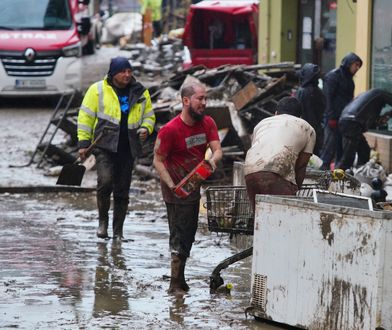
left=32, top=61, right=300, bottom=182
left=147, top=61, right=300, bottom=179
left=121, top=36, right=185, bottom=78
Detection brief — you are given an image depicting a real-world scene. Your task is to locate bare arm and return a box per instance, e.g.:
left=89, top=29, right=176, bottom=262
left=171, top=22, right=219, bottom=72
left=153, top=152, right=175, bottom=189
left=207, top=140, right=223, bottom=171
left=295, top=152, right=312, bottom=188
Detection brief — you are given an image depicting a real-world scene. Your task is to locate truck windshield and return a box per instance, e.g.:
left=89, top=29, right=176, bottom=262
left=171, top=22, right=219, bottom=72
left=0, top=0, right=72, bottom=30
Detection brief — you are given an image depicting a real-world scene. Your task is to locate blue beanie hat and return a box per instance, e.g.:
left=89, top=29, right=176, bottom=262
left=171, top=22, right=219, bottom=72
left=108, top=57, right=132, bottom=77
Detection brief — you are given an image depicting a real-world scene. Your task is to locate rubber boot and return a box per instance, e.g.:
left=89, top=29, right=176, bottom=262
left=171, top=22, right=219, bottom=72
left=179, top=255, right=189, bottom=292
left=113, top=201, right=128, bottom=239
left=96, top=195, right=110, bottom=239
left=96, top=218, right=109, bottom=238
left=168, top=254, right=186, bottom=295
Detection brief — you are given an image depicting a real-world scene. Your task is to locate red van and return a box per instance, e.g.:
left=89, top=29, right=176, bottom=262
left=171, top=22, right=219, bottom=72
left=183, top=0, right=259, bottom=69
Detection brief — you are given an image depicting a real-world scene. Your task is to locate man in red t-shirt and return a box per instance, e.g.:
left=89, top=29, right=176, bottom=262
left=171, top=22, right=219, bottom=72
left=153, top=81, right=222, bottom=294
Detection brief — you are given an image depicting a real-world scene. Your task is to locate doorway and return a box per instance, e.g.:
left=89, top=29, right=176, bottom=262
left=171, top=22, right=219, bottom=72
left=297, top=0, right=336, bottom=75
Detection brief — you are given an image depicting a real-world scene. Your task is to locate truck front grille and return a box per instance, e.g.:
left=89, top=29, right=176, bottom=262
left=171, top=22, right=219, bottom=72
left=0, top=50, right=60, bottom=77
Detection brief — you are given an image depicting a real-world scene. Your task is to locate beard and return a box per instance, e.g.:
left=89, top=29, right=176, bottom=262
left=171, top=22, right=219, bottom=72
left=189, top=105, right=205, bottom=121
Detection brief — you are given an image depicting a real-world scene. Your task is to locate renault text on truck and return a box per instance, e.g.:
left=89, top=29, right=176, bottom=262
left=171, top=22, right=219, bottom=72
left=0, top=0, right=97, bottom=96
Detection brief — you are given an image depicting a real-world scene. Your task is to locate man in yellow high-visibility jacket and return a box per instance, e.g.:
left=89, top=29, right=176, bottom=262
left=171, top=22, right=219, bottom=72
left=77, top=56, right=155, bottom=240
left=141, top=0, right=163, bottom=38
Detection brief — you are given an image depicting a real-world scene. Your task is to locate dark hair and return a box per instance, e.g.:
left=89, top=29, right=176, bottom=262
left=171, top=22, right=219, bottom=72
left=276, top=96, right=302, bottom=117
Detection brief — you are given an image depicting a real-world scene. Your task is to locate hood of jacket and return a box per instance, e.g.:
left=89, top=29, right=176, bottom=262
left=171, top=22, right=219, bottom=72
left=340, top=52, right=363, bottom=75
left=297, top=63, right=320, bottom=87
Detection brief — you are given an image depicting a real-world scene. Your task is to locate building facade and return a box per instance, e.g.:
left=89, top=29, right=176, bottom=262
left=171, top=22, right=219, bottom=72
left=258, top=0, right=392, bottom=95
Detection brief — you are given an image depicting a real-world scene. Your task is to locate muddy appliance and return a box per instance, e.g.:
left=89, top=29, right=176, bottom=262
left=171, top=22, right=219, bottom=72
left=248, top=193, right=392, bottom=329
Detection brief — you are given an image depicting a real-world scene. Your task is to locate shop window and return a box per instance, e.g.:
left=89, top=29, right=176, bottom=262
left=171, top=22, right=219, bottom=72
left=371, top=0, right=392, bottom=92
left=320, top=1, right=336, bottom=73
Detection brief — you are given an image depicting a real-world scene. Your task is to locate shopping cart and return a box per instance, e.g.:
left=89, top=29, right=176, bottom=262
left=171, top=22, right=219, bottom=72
left=205, top=186, right=252, bottom=290
left=205, top=186, right=254, bottom=235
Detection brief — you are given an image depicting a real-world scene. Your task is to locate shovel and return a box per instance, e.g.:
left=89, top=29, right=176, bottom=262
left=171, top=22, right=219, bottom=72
left=56, top=132, right=104, bottom=186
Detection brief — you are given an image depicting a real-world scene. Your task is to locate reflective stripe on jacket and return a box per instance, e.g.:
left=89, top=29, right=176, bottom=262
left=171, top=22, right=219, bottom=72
left=77, top=78, right=155, bottom=157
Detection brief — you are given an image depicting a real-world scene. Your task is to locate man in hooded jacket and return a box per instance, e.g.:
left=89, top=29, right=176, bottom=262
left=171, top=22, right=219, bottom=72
left=77, top=57, right=155, bottom=240
left=336, top=88, right=392, bottom=170
left=295, top=63, right=326, bottom=156
left=320, top=52, right=362, bottom=170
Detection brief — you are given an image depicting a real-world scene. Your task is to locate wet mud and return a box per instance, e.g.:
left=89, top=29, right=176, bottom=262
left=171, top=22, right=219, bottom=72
left=0, top=46, right=282, bottom=329
left=0, top=182, right=280, bottom=329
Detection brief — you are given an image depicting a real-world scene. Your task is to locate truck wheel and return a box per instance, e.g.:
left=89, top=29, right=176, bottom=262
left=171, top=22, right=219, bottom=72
left=83, top=39, right=95, bottom=55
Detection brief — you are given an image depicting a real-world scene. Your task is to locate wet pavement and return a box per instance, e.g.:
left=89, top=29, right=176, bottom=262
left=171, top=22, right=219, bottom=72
left=0, top=183, right=279, bottom=329
left=0, top=47, right=282, bottom=329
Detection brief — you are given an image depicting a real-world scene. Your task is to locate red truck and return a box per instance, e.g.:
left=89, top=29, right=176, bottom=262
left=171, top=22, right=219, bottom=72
left=182, top=0, right=259, bottom=69
left=0, top=0, right=101, bottom=96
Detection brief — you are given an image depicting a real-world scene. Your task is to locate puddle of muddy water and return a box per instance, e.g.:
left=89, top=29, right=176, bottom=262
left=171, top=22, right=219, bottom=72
left=0, top=180, right=282, bottom=329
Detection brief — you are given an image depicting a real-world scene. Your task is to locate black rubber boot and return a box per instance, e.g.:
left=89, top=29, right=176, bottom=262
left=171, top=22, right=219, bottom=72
left=96, top=218, right=109, bottom=238
left=168, top=254, right=187, bottom=295
left=96, top=195, right=110, bottom=239
left=179, top=255, right=189, bottom=292
left=113, top=201, right=128, bottom=239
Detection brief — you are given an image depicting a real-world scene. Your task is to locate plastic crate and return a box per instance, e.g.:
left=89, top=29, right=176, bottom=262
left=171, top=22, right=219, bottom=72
left=205, top=186, right=254, bottom=235
left=296, top=183, right=326, bottom=197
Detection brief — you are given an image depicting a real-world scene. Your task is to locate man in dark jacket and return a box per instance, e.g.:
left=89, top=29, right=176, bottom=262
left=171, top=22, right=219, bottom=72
left=296, top=63, right=326, bottom=156
left=320, top=52, right=362, bottom=170
left=336, top=88, right=392, bottom=170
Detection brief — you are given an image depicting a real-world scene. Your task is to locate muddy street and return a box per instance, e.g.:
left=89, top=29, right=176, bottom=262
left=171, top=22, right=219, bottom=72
left=0, top=185, right=263, bottom=329
left=0, top=47, right=280, bottom=329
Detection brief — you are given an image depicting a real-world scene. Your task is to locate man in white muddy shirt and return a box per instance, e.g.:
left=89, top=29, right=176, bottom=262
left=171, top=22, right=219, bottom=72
left=244, top=96, right=316, bottom=210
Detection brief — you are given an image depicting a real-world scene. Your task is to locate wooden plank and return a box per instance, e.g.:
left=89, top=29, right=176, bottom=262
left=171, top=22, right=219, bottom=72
left=231, top=81, right=260, bottom=111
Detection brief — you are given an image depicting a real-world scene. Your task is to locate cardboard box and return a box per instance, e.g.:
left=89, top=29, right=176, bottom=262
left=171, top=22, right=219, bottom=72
left=364, top=131, right=392, bottom=172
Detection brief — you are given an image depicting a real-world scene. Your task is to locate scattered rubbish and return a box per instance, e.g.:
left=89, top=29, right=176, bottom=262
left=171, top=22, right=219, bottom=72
left=28, top=60, right=299, bottom=184
left=102, top=12, right=142, bottom=45
left=121, top=36, right=185, bottom=77
left=353, top=158, right=387, bottom=185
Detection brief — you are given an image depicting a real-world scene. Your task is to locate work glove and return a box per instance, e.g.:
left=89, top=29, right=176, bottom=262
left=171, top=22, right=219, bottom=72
left=137, top=127, right=148, bottom=142
left=328, top=119, right=338, bottom=130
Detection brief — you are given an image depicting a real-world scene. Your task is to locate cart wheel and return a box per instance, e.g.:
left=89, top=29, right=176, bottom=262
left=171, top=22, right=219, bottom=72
left=209, top=273, right=224, bottom=291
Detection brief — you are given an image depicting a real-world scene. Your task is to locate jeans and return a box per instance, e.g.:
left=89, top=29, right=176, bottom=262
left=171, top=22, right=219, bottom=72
left=335, top=121, right=370, bottom=170
left=320, top=125, right=342, bottom=170
left=165, top=202, right=199, bottom=258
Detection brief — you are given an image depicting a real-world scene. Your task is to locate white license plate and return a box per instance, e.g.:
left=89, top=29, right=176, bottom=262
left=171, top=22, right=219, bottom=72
left=15, top=79, right=46, bottom=89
